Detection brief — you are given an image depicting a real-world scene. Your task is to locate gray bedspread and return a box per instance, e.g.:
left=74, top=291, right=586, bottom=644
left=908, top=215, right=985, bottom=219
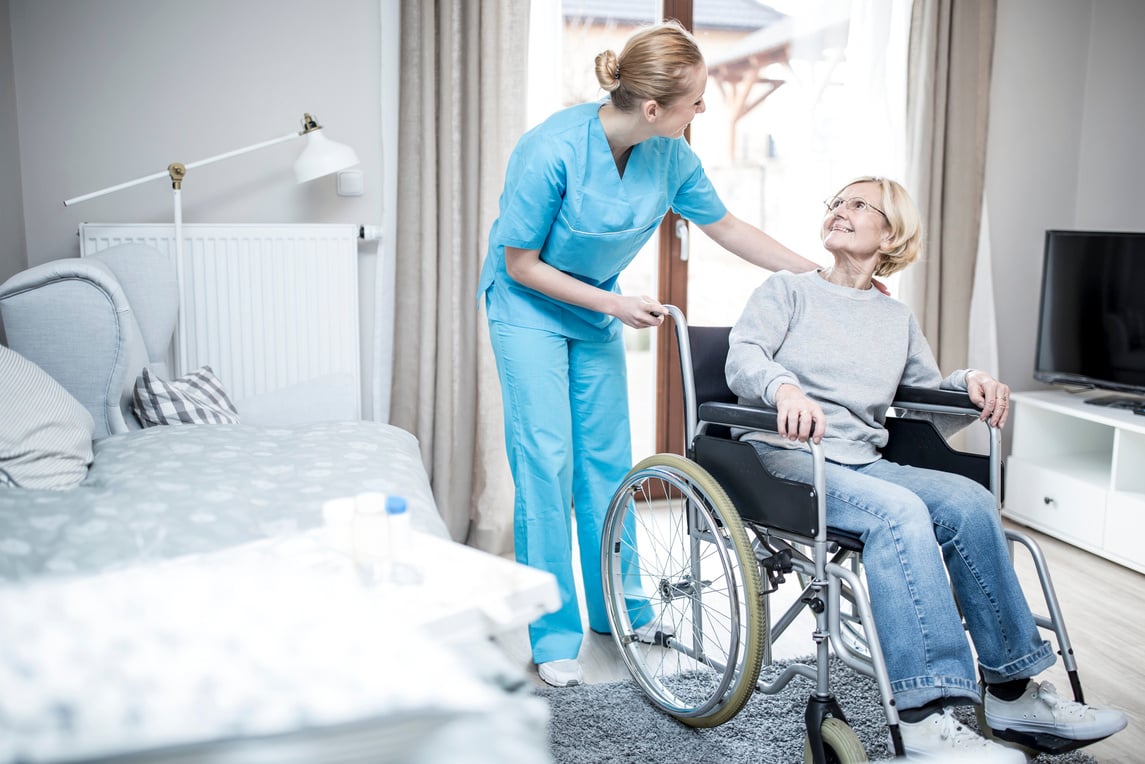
left=0, top=421, right=447, bottom=582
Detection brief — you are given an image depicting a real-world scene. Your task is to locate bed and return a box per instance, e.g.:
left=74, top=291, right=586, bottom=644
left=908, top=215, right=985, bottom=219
left=0, top=245, right=557, bottom=763
left=0, top=420, right=445, bottom=582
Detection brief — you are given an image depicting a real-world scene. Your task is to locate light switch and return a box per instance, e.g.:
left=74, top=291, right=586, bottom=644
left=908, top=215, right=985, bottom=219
left=337, top=170, right=364, bottom=197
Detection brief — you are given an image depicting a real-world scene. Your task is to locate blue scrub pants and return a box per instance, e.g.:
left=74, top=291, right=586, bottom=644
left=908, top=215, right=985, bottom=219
left=488, top=319, right=632, bottom=664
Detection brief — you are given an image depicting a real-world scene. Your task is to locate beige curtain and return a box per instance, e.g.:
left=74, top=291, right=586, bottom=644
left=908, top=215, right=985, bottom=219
left=902, top=0, right=996, bottom=372
left=391, top=0, right=526, bottom=551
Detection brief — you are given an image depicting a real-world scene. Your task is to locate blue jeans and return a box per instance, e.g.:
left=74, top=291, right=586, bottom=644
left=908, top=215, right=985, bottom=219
left=751, top=443, right=1055, bottom=710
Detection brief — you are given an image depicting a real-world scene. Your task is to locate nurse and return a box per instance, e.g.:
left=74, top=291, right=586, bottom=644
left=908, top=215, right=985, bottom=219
left=480, top=20, right=819, bottom=688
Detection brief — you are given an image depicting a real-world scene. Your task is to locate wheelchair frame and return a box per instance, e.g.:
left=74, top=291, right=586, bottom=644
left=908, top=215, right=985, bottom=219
left=600, top=305, right=1084, bottom=763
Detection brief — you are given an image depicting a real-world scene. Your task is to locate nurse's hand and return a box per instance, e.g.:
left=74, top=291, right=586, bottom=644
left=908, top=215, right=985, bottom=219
left=614, top=295, right=666, bottom=329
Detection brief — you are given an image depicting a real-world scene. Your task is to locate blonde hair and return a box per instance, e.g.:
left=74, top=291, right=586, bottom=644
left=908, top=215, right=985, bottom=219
left=825, top=176, right=923, bottom=277
left=594, top=20, right=704, bottom=112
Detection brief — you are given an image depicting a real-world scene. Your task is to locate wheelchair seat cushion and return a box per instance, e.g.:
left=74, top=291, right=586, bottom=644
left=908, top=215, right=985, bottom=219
left=826, top=527, right=864, bottom=552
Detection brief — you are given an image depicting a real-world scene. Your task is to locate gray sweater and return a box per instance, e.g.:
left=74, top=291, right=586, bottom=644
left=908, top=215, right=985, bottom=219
left=725, top=270, right=971, bottom=464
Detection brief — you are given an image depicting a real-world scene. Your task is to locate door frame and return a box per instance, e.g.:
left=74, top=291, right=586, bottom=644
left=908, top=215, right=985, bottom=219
left=655, top=0, right=694, bottom=457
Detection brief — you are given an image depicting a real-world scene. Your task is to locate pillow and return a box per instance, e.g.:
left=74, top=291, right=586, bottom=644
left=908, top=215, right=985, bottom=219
left=132, top=365, right=241, bottom=427
left=0, top=345, right=95, bottom=490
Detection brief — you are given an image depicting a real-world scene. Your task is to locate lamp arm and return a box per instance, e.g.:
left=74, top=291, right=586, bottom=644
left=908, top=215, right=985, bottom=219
left=184, top=130, right=300, bottom=173
left=63, top=129, right=303, bottom=207
left=63, top=167, right=173, bottom=206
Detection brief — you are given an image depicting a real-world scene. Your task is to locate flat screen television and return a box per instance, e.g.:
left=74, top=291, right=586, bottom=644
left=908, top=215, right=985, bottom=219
left=1035, top=230, right=1145, bottom=406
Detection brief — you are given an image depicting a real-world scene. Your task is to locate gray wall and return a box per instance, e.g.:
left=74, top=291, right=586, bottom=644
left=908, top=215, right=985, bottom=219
left=3, top=0, right=396, bottom=418
left=0, top=0, right=25, bottom=287
left=988, top=0, right=1145, bottom=394
left=9, top=0, right=382, bottom=266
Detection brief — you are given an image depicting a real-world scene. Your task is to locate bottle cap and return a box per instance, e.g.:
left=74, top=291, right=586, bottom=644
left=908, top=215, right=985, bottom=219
left=385, top=495, right=408, bottom=515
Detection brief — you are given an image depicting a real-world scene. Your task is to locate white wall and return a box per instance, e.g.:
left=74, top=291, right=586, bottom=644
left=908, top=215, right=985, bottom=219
left=1073, top=1, right=1145, bottom=227
left=5, top=0, right=400, bottom=419
left=987, top=0, right=1145, bottom=394
left=10, top=0, right=382, bottom=265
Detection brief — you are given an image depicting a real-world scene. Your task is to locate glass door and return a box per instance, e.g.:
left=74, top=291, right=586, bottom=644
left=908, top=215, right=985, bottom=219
left=685, top=0, right=910, bottom=324
left=663, top=0, right=910, bottom=455
left=535, top=0, right=908, bottom=459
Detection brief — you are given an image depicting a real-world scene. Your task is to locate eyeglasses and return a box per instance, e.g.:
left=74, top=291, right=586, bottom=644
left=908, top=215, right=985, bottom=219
left=824, top=196, right=888, bottom=220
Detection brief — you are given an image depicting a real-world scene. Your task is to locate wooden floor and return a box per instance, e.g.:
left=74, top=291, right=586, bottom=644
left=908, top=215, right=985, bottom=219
left=494, top=520, right=1143, bottom=762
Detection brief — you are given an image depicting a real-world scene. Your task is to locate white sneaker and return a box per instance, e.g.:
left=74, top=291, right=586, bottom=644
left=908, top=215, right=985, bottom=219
left=985, top=680, right=1127, bottom=742
left=537, top=659, right=583, bottom=688
left=634, top=619, right=674, bottom=645
left=899, top=708, right=1026, bottom=762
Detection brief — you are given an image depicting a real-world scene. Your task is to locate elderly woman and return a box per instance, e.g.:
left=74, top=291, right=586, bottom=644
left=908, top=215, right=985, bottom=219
left=726, top=176, right=1126, bottom=760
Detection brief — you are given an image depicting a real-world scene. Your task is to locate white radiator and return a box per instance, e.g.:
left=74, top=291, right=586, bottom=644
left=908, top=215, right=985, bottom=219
left=79, top=223, right=361, bottom=415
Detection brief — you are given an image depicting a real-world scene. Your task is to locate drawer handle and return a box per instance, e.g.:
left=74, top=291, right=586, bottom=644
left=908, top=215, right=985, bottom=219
left=1043, top=496, right=1056, bottom=507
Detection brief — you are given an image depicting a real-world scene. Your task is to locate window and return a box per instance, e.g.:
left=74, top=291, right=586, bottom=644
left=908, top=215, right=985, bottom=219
left=527, top=0, right=910, bottom=458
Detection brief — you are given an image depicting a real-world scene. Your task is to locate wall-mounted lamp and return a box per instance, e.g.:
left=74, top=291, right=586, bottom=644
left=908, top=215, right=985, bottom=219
left=62, top=112, right=360, bottom=375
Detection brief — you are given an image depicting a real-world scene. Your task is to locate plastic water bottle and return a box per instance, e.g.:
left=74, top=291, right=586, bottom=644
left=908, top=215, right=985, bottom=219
left=321, top=496, right=356, bottom=556
left=385, top=495, right=422, bottom=585
left=352, top=492, right=388, bottom=585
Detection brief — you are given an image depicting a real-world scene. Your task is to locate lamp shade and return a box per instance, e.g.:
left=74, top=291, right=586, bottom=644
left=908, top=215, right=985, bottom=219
left=293, top=129, right=360, bottom=183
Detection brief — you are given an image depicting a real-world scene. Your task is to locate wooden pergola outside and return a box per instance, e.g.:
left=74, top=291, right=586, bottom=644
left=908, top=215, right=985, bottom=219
left=705, top=11, right=850, bottom=158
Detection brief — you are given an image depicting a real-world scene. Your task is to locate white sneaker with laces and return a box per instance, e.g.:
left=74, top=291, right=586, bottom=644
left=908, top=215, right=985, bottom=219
left=634, top=620, right=674, bottom=645
left=985, top=680, right=1127, bottom=741
left=899, top=708, right=1026, bottom=762
left=537, top=659, right=583, bottom=688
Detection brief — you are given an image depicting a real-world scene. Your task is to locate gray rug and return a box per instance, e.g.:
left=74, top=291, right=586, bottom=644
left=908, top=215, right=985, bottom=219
left=539, top=657, right=1098, bottom=763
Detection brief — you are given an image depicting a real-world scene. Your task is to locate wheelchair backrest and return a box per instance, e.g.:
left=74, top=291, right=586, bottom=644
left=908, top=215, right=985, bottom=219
left=669, top=307, right=1000, bottom=523
left=683, top=322, right=822, bottom=538
left=687, top=325, right=736, bottom=409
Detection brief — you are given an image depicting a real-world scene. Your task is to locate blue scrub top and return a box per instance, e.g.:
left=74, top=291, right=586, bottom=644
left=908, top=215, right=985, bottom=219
left=479, top=101, right=727, bottom=341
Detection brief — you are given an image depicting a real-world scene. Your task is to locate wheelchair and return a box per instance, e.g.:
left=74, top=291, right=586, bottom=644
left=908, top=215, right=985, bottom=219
left=600, top=305, right=1086, bottom=763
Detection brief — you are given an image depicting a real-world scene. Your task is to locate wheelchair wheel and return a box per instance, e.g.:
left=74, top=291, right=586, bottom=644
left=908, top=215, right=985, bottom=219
left=602, top=453, right=764, bottom=728
left=802, top=717, right=868, bottom=763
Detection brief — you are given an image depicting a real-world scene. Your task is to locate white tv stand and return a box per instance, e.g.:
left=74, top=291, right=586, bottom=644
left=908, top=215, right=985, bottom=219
left=1005, top=389, right=1145, bottom=574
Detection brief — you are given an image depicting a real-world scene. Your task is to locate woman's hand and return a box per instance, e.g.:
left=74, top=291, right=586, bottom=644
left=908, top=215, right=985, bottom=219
left=613, top=294, right=665, bottom=329
left=774, top=383, right=825, bottom=444
left=966, top=370, right=1012, bottom=428
left=506, top=246, right=664, bottom=328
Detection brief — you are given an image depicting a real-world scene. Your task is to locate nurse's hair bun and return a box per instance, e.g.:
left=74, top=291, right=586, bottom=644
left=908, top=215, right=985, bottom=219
left=594, top=50, right=621, bottom=93
left=594, top=20, right=703, bottom=112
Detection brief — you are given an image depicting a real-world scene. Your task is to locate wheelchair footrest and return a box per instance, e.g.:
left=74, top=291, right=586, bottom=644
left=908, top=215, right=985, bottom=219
left=990, top=726, right=1113, bottom=755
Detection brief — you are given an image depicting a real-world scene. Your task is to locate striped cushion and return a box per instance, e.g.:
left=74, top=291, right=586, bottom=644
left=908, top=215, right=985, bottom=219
left=0, top=345, right=95, bottom=490
left=132, top=366, right=241, bottom=427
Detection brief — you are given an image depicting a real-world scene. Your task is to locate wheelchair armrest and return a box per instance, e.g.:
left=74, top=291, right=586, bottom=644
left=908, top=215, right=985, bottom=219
left=698, top=401, right=779, bottom=433
left=892, top=386, right=977, bottom=415
left=886, top=386, right=999, bottom=496
left=702, top=390, right=980, bottom=427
